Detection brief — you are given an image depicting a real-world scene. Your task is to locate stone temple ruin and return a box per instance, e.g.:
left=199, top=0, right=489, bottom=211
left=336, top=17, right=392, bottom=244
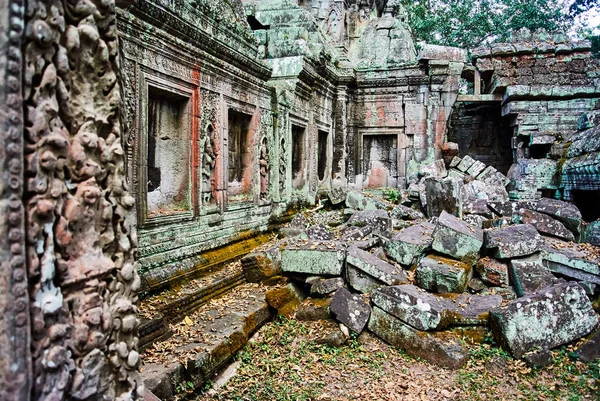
left=0, top=0, right=600, bottom=400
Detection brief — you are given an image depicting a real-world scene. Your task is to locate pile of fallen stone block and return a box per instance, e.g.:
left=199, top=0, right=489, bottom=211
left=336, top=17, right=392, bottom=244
left=242, top=163, right=600, bottom=369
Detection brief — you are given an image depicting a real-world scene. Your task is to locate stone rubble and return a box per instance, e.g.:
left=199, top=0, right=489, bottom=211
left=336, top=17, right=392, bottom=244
left=255, top=158, right=600, bottom=369
left=385, top=222, right=436, bottom=266
left=329, top=288, right=372, bottom=335
left=415, top=255, right=473, bottom=294
left=431, top=211, right=484, bottom=264
left=489, top=282, right=598, bottom=359
left=484, top=224, right=545, bottom=259
left=232, top=156, right=600, bottom=372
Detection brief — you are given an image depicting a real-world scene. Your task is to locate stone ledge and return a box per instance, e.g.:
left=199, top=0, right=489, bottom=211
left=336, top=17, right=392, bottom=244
left=141, top=284, right=273, bottom=400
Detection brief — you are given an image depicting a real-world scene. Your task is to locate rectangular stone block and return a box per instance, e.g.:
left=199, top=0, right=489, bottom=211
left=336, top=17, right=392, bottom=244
left=509, top=253, right=561, bottom=297
left=385, top=222, right=435, bottom=266
left=519, top=209, right=574, bottom=242
left=347, top=210, right=392, bottom=234
left=371, top=285, right=502, bottom=330
left=432, top=211, right=483, bottom=265
left=415, top=255, right=473, bottom=293
left=241, top=243, right=282, bottom=283
left=534, top=198, right=582, bottom=234
left=476, top=257, right=509, bottom=287
left=330, top=288, right=371, bottom=334
left=281, top=241, right=346, bottom=276
left=457, top=155, right=476, bottom=172
left=368, top=307, right=469, bottom=369
left=490, top=282, right=598, bottom=359
left=424, top=176, right=463, bottom=218
left=347, top=246, right=408, bottom=286
left=466, top=160, right=486, bottom=177
left=541, top=237, right=600, bottom=278
left=484, top=224, right=544, bottom=259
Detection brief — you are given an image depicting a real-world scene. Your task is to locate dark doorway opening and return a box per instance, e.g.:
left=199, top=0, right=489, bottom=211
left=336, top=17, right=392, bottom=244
left=291, top=125, right=306, bottom=189
left=529, top=144, right=552, bottom=159
left=448, top=103, right=513, bottom=175
left=572, top=190, right=600, bottom=222
left=317, top=130, right=329, bottom=181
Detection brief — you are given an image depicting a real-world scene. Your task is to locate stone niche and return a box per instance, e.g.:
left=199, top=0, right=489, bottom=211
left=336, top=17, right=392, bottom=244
left=227, top=109, right=255, bottom=201
left=362, top=134, right=399, bottom=189
left=292, top=124, right=307, bottom=189
left=146, top=86, right=191, bottom=218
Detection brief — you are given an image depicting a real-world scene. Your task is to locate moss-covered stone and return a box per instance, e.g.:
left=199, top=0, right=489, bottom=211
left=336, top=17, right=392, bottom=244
left=385, top=222, right=435, bottom=267
left=368, top=306, right=469, bottom=369
left=281, top=241, right=346, bottom=276
left=490, top=282, right=599, bottom=359
left=431, top=211, right=483, bottom=265
left=415, top=255, right=473, bottom=294
left=484, top=224, right=544, bottom=259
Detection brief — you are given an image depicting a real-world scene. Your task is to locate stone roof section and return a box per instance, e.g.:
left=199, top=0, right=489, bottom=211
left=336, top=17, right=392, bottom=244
left=471, top=28, right=592, bottom=60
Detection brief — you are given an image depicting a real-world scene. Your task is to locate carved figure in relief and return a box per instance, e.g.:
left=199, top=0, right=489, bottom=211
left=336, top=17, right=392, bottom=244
left=327, top=9, right=340, bottom=36
left=259, top=137, right=269, bottom=199
left=279, top=137, right=287, bottom=194
left=358, top=0, right=374, bottom=20
left=202, top=124, right=217, bottom=204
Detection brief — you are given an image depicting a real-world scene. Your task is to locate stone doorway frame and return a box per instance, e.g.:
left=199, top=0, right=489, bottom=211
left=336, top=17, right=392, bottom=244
left=358, top=128, right=409, bottom=189
left=136, top=68, right=199, bottom=226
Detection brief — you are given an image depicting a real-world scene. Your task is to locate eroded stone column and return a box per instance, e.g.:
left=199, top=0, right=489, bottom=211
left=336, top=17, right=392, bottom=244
left=0, top=0, right=143, bottom=400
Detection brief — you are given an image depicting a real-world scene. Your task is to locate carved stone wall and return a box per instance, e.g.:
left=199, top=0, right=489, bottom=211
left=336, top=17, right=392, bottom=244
left=117, top=0, right=275, bottom=291
left=115, top=0, right=466, bottom=284
left=0, top=0, right=143, bottom=399
left=471, top=30, right=600, bottom=200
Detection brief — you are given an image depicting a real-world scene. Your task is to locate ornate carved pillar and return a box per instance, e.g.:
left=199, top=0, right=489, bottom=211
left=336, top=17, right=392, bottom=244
left=1, top=0, right=143, bottom=400
left=0, top=0, right=31, bottom=399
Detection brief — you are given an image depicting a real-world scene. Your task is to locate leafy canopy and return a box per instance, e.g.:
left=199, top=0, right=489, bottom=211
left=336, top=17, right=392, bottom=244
left=399, top=0, right=576, bottom=49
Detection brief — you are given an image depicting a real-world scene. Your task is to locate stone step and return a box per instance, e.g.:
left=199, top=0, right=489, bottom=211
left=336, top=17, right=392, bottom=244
left=141, top=283, right=274, bottom=400
left=138, top=261, right=246, bottom=350
left=140, top=232, right=275, bottom=295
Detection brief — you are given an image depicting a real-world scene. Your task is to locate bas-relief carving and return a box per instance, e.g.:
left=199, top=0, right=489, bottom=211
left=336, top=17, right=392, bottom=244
left=121, top=40, right=192, bottom=83
left=20, top=0, right=142, bottom=400
left=259, top=136, right=269, bottom=200
left=258, top=109, right=273, bottom=200
left=200, top=89, right=221, bottom=208
left=201, top=123, right=217, bottom=205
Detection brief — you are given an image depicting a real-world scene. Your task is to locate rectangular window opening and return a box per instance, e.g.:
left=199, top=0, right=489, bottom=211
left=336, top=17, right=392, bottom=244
left=146, top=86, right=191, bottom=218
left=228, top=110, right=253, bottom=199
left=572, top=190, right=600, bottom=222
left=291, top=125, right=306, bottom=189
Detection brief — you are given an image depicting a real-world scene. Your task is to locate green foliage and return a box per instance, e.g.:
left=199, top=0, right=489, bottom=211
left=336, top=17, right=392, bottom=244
left=382, top=187, right=401, bottom=203
left=177, top=380, right=195, bottom=394
left=569, top=0, right=598, bottom=18
left=400, top=0, right=574, bottom=49
left=591, top=35, right=600, bottom=58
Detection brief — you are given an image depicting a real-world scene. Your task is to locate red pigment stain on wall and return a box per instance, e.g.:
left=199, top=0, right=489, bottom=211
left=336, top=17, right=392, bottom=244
left=191, top=67, right=201, bottom=210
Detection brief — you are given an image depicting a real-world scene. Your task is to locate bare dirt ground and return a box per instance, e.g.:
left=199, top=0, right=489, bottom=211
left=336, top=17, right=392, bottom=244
left=193, top=316, right=600, bottom=401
